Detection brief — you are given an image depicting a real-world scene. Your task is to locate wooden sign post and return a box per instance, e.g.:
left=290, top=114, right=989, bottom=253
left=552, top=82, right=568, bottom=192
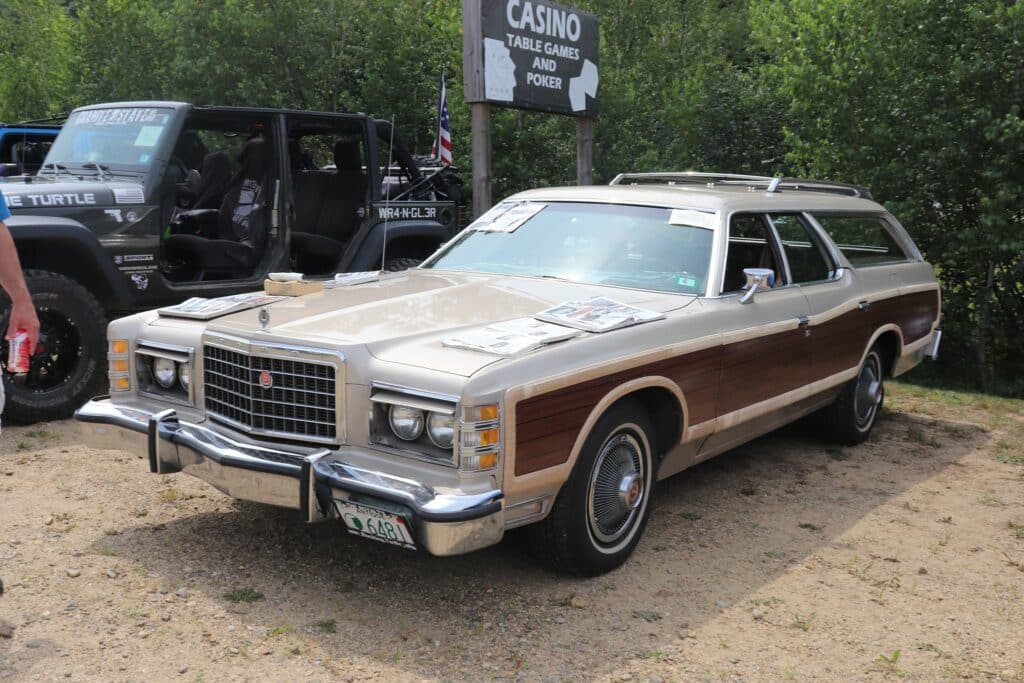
left=462, top=0, right=600, bottom=216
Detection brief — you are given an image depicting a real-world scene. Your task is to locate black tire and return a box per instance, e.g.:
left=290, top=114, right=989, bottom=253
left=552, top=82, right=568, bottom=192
left=821, top=345, right=886, bottom=445
left=383, top=257, right=422, bottom=272
left=529, top=400, right=656, bottom=576
left=0, top=270, right=107, bottom=424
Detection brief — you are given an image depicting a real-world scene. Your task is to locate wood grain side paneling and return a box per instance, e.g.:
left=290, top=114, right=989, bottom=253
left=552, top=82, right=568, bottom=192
left=810, top=307, right=866, bottom=381
left=514, top=347, right=720, bottom=476
left=513, top=288, right=939, bottom=478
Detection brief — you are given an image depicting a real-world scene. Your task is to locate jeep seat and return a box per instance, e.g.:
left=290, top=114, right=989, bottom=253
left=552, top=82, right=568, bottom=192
left=290, top=140, right=367, bottom=274
left=164, top=138, right=270, bottom=279
left=192, top=151, right=232, bottom=210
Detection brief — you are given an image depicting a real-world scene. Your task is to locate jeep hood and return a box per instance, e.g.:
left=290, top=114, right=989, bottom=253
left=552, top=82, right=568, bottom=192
left=0, top=176, right=143, bottom=209
left=188, top=270, right=694, bottom=377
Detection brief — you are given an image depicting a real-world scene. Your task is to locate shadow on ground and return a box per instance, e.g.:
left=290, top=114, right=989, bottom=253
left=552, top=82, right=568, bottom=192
left=85, top=410, right=990, bottom=680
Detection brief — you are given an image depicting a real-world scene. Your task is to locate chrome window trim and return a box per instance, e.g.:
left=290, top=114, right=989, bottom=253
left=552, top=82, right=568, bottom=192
left=808, top=211, right=920, bottom=267
left=770, top=212, right=843, bottom=285
left=201, top=332, right=345, bottom=446
left=719, top=210, right=793, bottom=295
left=136, top=341, right=195, bottom=406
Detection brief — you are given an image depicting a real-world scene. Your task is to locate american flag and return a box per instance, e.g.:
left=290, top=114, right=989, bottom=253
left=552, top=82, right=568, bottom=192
left=430, top=69, right=453, bottom=165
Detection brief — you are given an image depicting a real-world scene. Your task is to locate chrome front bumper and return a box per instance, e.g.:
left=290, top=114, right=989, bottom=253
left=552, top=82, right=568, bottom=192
left=75, top=397, right=504, bottom=556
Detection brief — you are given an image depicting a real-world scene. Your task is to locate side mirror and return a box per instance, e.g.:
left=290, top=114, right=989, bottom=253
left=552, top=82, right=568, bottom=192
left=739, top=267, right=775, bottom=304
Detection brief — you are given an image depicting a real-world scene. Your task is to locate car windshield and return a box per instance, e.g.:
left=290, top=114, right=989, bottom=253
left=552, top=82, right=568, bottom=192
left=44, top=107, right=174, bottom=172
left=424, top=201, right=715, bottom=295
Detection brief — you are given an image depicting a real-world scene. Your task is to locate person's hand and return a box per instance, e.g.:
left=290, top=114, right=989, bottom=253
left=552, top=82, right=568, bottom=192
left=6, top=296, right=40, bottom=355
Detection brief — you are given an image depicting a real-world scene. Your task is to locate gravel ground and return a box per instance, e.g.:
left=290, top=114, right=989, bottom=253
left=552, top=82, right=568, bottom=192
left=1, top=385, right=1022, bottom=682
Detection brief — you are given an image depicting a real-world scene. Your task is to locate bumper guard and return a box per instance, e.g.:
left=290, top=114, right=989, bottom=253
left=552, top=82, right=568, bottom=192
left=75, top=397, right=504, bottom=556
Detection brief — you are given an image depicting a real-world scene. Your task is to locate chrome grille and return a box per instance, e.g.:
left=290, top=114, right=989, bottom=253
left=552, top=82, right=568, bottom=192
left=204, top=344, right=337, bottom=442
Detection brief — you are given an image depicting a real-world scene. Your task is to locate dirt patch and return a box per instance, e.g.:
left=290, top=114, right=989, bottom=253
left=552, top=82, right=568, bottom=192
left=1, top=386, right=1022, bottom=681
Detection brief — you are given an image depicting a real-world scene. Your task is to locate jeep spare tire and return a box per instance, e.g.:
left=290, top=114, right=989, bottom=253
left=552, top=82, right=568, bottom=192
left=0, top=271, right=107, bottom=423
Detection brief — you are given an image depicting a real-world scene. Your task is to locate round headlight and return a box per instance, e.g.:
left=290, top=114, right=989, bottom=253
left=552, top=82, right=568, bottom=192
left=178, top=363, right=191, bottom=391
left=151, top=357, right=177, bottom=389
left=426, top=412, right=455, bottom=449
left=388, top=405, right=424, bottom=441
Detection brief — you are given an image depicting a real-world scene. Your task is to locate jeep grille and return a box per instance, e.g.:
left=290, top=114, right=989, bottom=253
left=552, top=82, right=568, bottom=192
left=203, top=344, right=337, bottom=443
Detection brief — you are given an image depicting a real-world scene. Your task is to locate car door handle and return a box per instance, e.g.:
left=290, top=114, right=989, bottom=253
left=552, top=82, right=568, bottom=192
left=858, top=300, right=871, bottom=311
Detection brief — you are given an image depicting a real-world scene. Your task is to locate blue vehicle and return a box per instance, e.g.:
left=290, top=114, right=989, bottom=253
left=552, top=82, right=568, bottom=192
left=0, top=119, right=62, bottom=176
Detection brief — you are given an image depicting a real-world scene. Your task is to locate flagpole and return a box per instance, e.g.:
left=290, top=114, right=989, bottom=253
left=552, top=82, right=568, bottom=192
left=435, top=67, right=445, bottom=161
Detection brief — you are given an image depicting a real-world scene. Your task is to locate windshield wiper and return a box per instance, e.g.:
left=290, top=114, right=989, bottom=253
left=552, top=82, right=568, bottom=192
left=79, top=162, right=112, bottom=180
left=39, top=162, right=69, bottom=177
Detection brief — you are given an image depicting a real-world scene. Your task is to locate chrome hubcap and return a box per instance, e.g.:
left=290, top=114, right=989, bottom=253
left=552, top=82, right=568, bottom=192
left=588, top=432, right=646, bottom=545
left=854, top=354, right=882, bottom=428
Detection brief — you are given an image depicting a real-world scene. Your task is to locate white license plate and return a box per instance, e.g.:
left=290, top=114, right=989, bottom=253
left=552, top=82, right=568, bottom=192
left=334, top=500, right=416, bottom=550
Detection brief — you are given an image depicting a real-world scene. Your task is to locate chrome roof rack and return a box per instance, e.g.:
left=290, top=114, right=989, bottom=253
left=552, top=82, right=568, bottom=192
left=609, top=171, right=872, bottom=200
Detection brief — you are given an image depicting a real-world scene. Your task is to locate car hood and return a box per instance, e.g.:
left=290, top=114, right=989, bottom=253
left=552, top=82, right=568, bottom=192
left=0, top=176, right=143, bottom=209
left=189, top=270, right=695, bottom=377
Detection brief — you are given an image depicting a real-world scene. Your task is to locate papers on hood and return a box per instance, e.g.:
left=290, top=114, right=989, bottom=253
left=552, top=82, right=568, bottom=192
left=534, top=296, right=665, bottom=333
left=443, top=317, right=579, bottom=356
left=158, top=292, right=285, bottom=320
left=327, top=271, right=381, bottom=287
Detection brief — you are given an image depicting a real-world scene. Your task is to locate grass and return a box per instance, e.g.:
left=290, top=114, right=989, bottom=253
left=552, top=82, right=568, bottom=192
left=789, top=613, right=815, bottom=632
left=870, top=649, right=906, bottom=678
left=314, top=618, right=338, bottom=634
left=223, top=587, right=263, bottom=603
left=268, top=625, right=292, bottom=636
left=798, top=522, right=823, bottom=532
left=1008, top=521, right=1024, bottom=541
left=890, top=382, right=1024, bottom=466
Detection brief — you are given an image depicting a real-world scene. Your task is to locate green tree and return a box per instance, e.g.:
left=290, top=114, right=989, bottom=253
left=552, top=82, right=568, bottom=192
left=752, top=0, right=1024, bottom=394
left=0, top=0, right=73, bottom=121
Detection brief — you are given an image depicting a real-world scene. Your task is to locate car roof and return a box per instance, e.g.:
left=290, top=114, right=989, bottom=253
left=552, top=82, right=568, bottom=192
left=509, top=184, right=888, bottom=214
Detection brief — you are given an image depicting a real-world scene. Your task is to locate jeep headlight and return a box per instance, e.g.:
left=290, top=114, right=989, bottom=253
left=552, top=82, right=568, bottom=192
left=388, top=405, right=425, bottom=441
left=426, top=411, right=455, bottom=449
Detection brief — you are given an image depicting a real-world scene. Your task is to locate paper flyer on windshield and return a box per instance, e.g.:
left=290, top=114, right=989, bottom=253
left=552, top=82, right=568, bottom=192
left=158, top=292, right=285, bottom=320
left=472, top=202, right=546, bottom=233
left=534, top=297, right=665, bottom=333
left=443, top=317, right=578, bottom=356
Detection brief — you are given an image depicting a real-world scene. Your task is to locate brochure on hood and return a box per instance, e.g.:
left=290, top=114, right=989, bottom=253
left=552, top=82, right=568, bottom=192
left=326, top=271, right=381, bottom=287
left=158, top=292, right=285, bottom=320
left=534, top=296, right=665, bottom=333
left=443, top=317, right=579, bottom=356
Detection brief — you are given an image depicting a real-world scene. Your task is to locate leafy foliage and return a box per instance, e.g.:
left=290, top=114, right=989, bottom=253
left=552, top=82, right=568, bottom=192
left=751, top=0, right=1024, bottom=394
left=0, top=0, right=1019, bottom=394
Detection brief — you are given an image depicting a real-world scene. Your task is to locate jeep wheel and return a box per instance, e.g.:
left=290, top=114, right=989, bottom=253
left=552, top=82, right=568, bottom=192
left=0, top=271, right=107, bottom=423
left=529, top=400, right=656, bottom=576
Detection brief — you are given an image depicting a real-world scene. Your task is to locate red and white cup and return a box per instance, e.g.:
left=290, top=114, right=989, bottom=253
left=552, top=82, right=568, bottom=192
left=7, top=329, right=31, bottom=374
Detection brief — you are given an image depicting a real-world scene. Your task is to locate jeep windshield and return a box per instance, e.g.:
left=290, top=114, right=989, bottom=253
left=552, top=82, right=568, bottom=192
left=43, top=107, right=174, bottom=175
left=423, top=201, right=715, bottom=295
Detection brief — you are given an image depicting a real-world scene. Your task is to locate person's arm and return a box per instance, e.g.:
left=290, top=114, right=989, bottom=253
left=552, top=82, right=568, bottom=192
left=0, top=220, right=39, bottom=353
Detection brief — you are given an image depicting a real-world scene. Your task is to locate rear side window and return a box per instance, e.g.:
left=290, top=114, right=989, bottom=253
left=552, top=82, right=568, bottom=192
left=769, top=213, right=835, bottom=283
left=814, top=214, right=909, bottom=266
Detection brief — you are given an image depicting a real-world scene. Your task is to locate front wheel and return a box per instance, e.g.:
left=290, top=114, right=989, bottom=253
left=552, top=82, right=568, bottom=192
left=0, top=271, right=108, bottom=424
left=529, top=400, right=656, bottom=576
left=821, top=345, right=885, bottom=445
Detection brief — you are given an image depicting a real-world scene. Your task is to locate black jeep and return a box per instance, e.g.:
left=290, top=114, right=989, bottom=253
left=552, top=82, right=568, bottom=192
left=0, top=101, right=463, bottom=423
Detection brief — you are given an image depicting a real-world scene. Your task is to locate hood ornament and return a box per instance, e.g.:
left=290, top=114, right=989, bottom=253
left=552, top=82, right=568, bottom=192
left=258, top=306, right=270, bottom=330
